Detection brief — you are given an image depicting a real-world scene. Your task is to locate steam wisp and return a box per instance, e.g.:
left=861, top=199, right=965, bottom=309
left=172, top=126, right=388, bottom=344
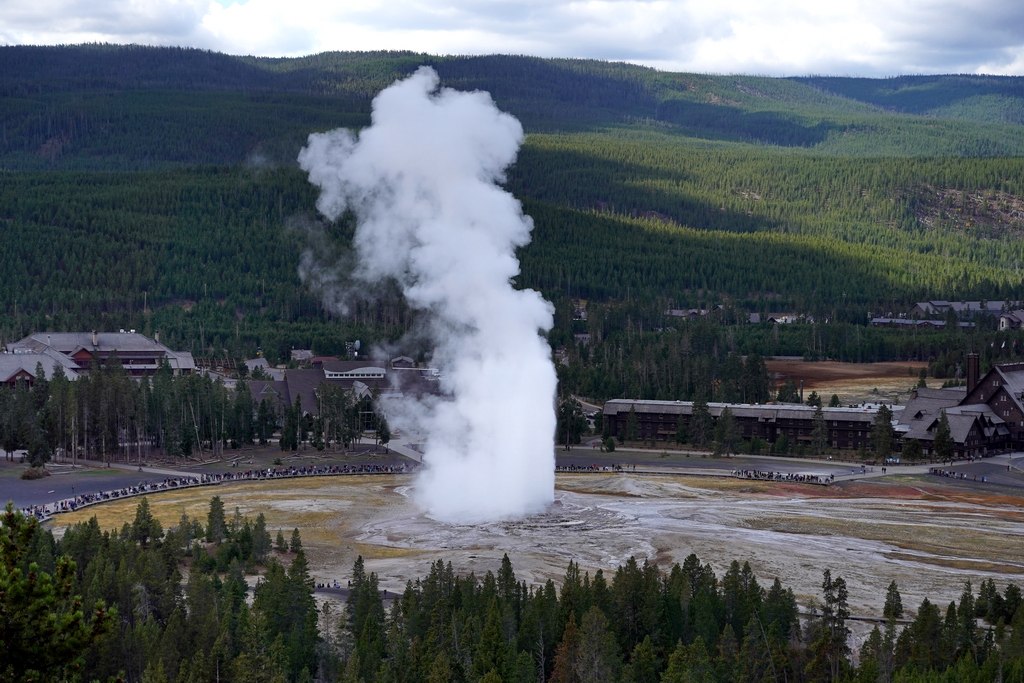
left=298, top=67, right=556, bottom=523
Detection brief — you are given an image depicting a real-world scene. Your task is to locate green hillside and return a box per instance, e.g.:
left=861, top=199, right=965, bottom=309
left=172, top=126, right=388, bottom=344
left=2, top=44, right=1024, bottom=368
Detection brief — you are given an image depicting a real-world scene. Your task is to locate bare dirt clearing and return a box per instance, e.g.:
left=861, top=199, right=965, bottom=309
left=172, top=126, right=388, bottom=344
left=49, top=471, right=1024, bottom=618
left=766, top=359, right=930, bottom=405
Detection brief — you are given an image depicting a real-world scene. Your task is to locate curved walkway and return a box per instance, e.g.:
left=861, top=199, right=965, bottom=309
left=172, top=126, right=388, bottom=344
left=17, top=462, right=410, bottom=523
left=11, top=448, right=1023, bottom=524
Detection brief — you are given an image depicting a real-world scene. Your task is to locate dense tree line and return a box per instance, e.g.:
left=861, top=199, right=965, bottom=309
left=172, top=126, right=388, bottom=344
left=554, top=310, right=1024, bottom=402
left=5, top=46, right=1024, bottom=164
left=0, top=360, right=385, bottom=467
left=2, top=497, right=319, bottom=682
left=3, top=161, right=1024, bottom=367
left=5, top=498, right=1023, bottom=681
left=3, top=46, right=1024, bottom=383
left=794, top=75, right=1024, bottom=123
left=0, top=167, right=414, bottom=362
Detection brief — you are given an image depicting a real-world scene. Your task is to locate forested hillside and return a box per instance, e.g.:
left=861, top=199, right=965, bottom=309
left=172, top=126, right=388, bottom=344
left=2, top=44, right=1024, bottom=380
left=5, top=500, right=1024, bottom=682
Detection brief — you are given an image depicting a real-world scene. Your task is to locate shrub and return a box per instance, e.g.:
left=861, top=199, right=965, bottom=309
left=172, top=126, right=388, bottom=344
left=20, top=466, right=50, bottom=480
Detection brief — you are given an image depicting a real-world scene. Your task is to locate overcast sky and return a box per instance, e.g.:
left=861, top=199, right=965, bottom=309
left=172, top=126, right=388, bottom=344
left=2, top=0, right=1022, bottom=77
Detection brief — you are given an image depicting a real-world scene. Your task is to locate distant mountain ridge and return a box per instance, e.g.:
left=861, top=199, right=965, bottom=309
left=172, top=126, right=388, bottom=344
left=2, top=44, right=1023, bottom=169
left=793, top=75, right=1024, bottom=124
left=2, top=44, right=1024, bottom=355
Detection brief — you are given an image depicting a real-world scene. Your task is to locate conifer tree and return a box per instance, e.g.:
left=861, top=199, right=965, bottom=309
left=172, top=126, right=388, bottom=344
left=206, top=495, right=227, bottom=543
left=812, top=405, right=828, bottom=455
left=872, top=405, right=894, bottom=459
left=690, top=397, right=712, bottom=448
left=0, top=503, right=112, bottom=681
left=130, top=497, right=163, bottom=548
left=934, top=410, right=954, bottom=461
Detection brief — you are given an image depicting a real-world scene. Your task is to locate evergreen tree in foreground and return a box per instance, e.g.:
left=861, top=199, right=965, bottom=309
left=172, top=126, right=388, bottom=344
left=0, top=503, right=112, bottom=681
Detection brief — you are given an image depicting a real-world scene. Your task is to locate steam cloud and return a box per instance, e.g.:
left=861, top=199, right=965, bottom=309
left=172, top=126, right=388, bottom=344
left=297, top=67, right=557, bottom=523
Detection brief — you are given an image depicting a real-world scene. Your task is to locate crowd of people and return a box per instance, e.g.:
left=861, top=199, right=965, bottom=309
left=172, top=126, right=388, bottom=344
left=18, top=462, right=410, bottom=521
left=732, top=468, right=832, bottom=485
left=555, top=463, right=633, bottom=472
left=929, top=467, right=987, bottom=483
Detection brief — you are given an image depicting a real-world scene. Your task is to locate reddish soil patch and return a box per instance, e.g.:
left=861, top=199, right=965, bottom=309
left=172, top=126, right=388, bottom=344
left=766, top=359, right=927, bottom=386
left=765, top=359, right=929, bottom=404
left=739, top=476, right=1024, bottom=509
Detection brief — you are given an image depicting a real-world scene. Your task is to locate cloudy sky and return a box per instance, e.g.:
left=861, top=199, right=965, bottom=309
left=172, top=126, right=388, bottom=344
left=2, top=0, right=1022, bottom=77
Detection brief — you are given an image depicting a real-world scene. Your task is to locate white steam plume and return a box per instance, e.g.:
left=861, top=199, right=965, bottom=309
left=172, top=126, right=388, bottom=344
left=297, top=66, right=557, bottom=523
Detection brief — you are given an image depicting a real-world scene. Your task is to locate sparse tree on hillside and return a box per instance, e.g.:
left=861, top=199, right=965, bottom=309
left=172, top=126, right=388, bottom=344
left=691, top=398, right=712, bottom=448
left=557, top=396, right=588, bottom=449
left=207, top=495, right=227, bottom=544
left=934, top=410, right=954, bottom=461
left=129, top=498, right=163, bottom=548
left=777, top=379, right=800, bottom=403
left=625, top=406, right=639, bottom=443
left=806, top=569, right=851, bottom=682
left=902, top=439, right=923, bottom=462
left=812, top=405, right=828, bottom=455
left=714, top=407, right=739, bottom=455
left=275, top=529, right=287, bottom=552
left=872, top=405, right=893, bottom=460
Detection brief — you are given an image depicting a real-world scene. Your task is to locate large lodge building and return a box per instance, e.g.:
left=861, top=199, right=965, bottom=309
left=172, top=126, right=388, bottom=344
left=1, top=331, right=195, bottom=386
left=604, top=354, right=1024, bottom=459
left=603, top=399, right=882, bottom=451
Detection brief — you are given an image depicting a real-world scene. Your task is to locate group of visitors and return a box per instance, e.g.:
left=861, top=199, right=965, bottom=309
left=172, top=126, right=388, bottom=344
left=732, top=468, right=832, bottom=485
left=555, top=463, right=633, bottom=472
left=18, top=461, right=410, bottom=521
left=929, top=467, right=987, bottom=483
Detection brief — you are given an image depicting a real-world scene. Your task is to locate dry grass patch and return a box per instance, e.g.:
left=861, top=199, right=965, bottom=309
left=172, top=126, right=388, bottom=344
left=746, top=513, right=1024, bottom=571
left=47, top=475, right=406, bottom=533
left=883, top=552, right=1024, bottom=575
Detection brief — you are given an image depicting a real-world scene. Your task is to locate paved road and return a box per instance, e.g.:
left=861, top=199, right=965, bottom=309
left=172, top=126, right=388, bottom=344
left=556, top=447, right=888, bottom=478
left=0, top=445, right=408, bottom=511
left=553, top=446, right=1024, bottom=488
left=0, top=462, right=185, bottom=510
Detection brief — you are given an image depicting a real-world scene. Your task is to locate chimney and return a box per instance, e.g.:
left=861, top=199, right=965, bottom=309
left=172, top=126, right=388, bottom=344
left=91, top=330, right=97, bottom=346
left=966, top=352, right=980, bottom=393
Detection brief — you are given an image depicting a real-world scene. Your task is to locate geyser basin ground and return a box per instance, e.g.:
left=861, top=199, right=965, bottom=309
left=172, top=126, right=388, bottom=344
left=50, top=472, right=1024, bottom=614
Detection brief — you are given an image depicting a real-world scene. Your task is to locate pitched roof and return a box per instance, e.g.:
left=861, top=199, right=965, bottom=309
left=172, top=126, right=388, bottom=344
left=603, top=398, right=890, bottom=424
left=915, top=300, right=1009, bottom=315
left=244, top=379, right=289, bottom=411
left=6, top=331, right=195, bottom=376
left=994, top=363, right=1024, bottom=393
left=999, top=310, right=1024, bottom=324
left=897, top=387, right=964, bottom=427
left=321, top=359, right=387, bottom=373
left=284, top=369, right=326, bottom=414
left=10, top=331, right=171, bottom=354
left=902, top=405, right=1003, bottom=444
left=983, top=363, right=1024, bottom=416
left=244, top=358, right=270, bottom=371
left=0, top=352, right=80, bottom=382
left=945, top=413, right=976, bottom=443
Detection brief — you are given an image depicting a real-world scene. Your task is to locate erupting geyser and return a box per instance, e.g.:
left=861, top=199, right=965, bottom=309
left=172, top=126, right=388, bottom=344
left=298, top=67, right=557, bottom=523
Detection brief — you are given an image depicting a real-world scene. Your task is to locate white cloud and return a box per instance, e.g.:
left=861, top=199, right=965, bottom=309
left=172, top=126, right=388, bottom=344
left=1, top=0, right=1022, bottom=76
left=0, top=0, right=208, bottom=47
